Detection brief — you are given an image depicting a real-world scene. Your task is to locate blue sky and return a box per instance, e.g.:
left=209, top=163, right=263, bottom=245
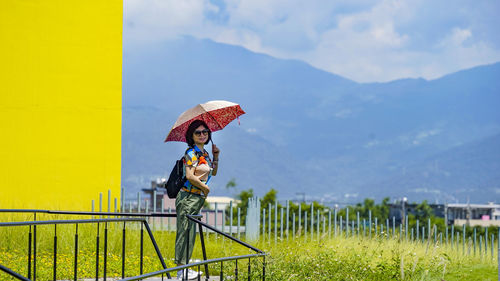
left=124, top=0, right=500, bottom=82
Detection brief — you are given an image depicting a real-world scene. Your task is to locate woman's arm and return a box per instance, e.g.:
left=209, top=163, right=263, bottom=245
left=185, top=165, right=210, bottom=196
left=211, top=143, right=220, bottom=176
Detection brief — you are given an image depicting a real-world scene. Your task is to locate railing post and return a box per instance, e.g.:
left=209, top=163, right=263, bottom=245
left=33, top=213, right=37, bottom=281
left=104, top=222, right=108, bottom=281
left=356, top=212, right=360, bottom=238
left=328, top=210, right=332, bottom=238
left=121, top=187, right=125, bottom=212
left=140, top=223, right=144, bottom=275
left=286, top=201, right=289, bottom=240
left=317, top=210, right=320, bottom=240
left=298, top=204, right=302, bottom=237
left=416, top=219, right=419, bottom=241
left=262, top=208, right=266, bottom=240
left=392, top=216, right=396, bottom=239
left=485, top=228, right=489, bottom=256
left=168, top=207, right=172, bottom=232
left=405, top=215, right=408, bottom=241
left=386, top=219, right=389, bottom=240
left=268, top=204, right=271, bottom=242
left=362, top=219, right=365, bottom=237
left=446, top=225, right=449, bottom=247
left=262, top=255, right=266, bottom=281
left=281, top=207, right=284, bottom=241
left=95, top=222, right=100, bottom=281
left=474, top=228, right=477, bottom=256
left=122, top=222, right=126, bottom=279
left=222, top=209, right=226, bottom=234
left=99, top=193, right=103, bottom=218
left=235, top=259, right=238, bottom=281
left=427, top=218, right=431, bottom=241
left=237, top=207, right=241, bottom=239
left=198, top=217, right=210, bottom=279
left=451, top=224, right=454, bottom=249
left=323, top=214, right=326, bottom=237
left=137, top=192, right=141, bottom=214
left=28, top=226, right=32, bottom=280
left=248, top=257, right=251, bottom=281
left=215, top=202, right=218, bottom=240
left=274, top=202, right=278, bottom=244
left=108, top=190, right=111, bottom=214
left=230, top=201, right=233, bottom=236
left=304, top=212, right=308, bottom=241
left=463, top=224, right=466, bottom=253
left=310, top=203, right=314, bottom=240
left=53, top=224, right=57, bottom=281
left=368, top=210, right=372, bottom=239
left=346, top=207, right=349, bottom=238
left=74, top=224, right=78, bottom=281
left=334, top=209, right=337, bottom=237
left=339, top=215, right=342, bottom=238
left=161, top=199, right=164, bottom=230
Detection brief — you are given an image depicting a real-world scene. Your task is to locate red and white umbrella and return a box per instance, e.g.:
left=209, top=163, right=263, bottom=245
left=164, top=100, right=245, bottom=142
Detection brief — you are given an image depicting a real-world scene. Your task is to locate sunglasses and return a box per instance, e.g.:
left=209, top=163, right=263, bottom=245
left=194, top=129, right=210, bottom=136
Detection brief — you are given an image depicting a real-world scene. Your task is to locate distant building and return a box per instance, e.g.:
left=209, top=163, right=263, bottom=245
left=205, top=196, right=241, bottom=210
left=446, top=203, right=500, bottom=227
left=389, top=201, right=445, bottom=223
left=388, top=200, right=500, bottom=227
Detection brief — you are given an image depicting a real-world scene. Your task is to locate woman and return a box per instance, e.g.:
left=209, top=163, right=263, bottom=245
left=175, top=120, right=219, bottom=280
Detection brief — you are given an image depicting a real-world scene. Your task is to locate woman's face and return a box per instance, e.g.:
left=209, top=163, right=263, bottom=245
left=192, top=125, right=209, bottom=145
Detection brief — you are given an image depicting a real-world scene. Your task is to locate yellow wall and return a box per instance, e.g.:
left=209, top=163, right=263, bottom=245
left=0, top=1, right=122, bottom=210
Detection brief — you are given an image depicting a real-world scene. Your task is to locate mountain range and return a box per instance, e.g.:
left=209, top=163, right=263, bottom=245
left=123, top=36, right=500, bottom=205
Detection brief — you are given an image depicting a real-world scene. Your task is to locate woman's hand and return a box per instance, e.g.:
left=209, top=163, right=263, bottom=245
left=212, top=143, right=220, bottom=159
left=203, top=186, right=210, bottom=197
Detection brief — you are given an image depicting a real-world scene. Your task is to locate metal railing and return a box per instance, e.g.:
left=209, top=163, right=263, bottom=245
left=0, top=209, right=266, bottom=281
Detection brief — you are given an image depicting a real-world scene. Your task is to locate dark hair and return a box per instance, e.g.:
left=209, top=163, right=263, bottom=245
left=185, top=120, right=211, bottom=147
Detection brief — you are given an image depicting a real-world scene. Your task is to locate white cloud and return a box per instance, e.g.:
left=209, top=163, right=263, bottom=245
left=124, top=0, right=500, bottom=82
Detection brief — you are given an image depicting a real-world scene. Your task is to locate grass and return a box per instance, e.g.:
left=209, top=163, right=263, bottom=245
left=0, top=213, right=497, bottom=280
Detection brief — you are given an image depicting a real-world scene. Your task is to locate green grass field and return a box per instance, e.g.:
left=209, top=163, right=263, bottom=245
left=0, top=214, right=497, bottom=280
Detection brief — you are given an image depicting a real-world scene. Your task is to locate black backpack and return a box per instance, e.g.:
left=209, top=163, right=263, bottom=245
left=165, top=155, right=186, bottom=199
left=165, top=148, right=203, bottom=198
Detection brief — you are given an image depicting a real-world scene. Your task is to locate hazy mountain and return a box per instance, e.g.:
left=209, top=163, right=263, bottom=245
left=123, top=36, right=500, bottom=205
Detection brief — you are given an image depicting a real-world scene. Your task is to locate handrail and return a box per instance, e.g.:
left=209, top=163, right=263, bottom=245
left=187, top=214, right=264, bottom=254
left=0, top=209, right=266, bottom=281
left=0, top=208, right=199, bottom=218
left=0, top=264, right=30, bottom=281
left=119, top=253, right=266, bottom=281
left=0, top=218, right=145, bottom=227
left=0, top=216, right=171, bottom=280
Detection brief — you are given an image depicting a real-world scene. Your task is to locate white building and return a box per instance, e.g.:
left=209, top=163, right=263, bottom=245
left=205, top=196, right=241, bottom=210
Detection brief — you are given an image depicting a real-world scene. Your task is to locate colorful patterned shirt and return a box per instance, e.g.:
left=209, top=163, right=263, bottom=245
left=183, top=146, right=212, bottom=189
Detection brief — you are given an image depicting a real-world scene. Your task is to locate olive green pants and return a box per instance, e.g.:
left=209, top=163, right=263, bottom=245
left=175, top=191, right=205, bottom=264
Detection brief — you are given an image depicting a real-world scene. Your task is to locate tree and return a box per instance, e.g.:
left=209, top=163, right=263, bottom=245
left=414, top=200, right=433, bottom=221
left=260, top=188, right=278, bottom=209
left=225, top=178, right=237, bottom=189
left=227, top=188, right=254, bottom=224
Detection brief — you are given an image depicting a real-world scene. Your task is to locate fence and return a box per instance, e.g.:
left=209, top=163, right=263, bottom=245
left=0, top=209, right=266, bottom=281
left=259, top=202, right=499, bottom=261
left=122, top=190, right=498, bottom=262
